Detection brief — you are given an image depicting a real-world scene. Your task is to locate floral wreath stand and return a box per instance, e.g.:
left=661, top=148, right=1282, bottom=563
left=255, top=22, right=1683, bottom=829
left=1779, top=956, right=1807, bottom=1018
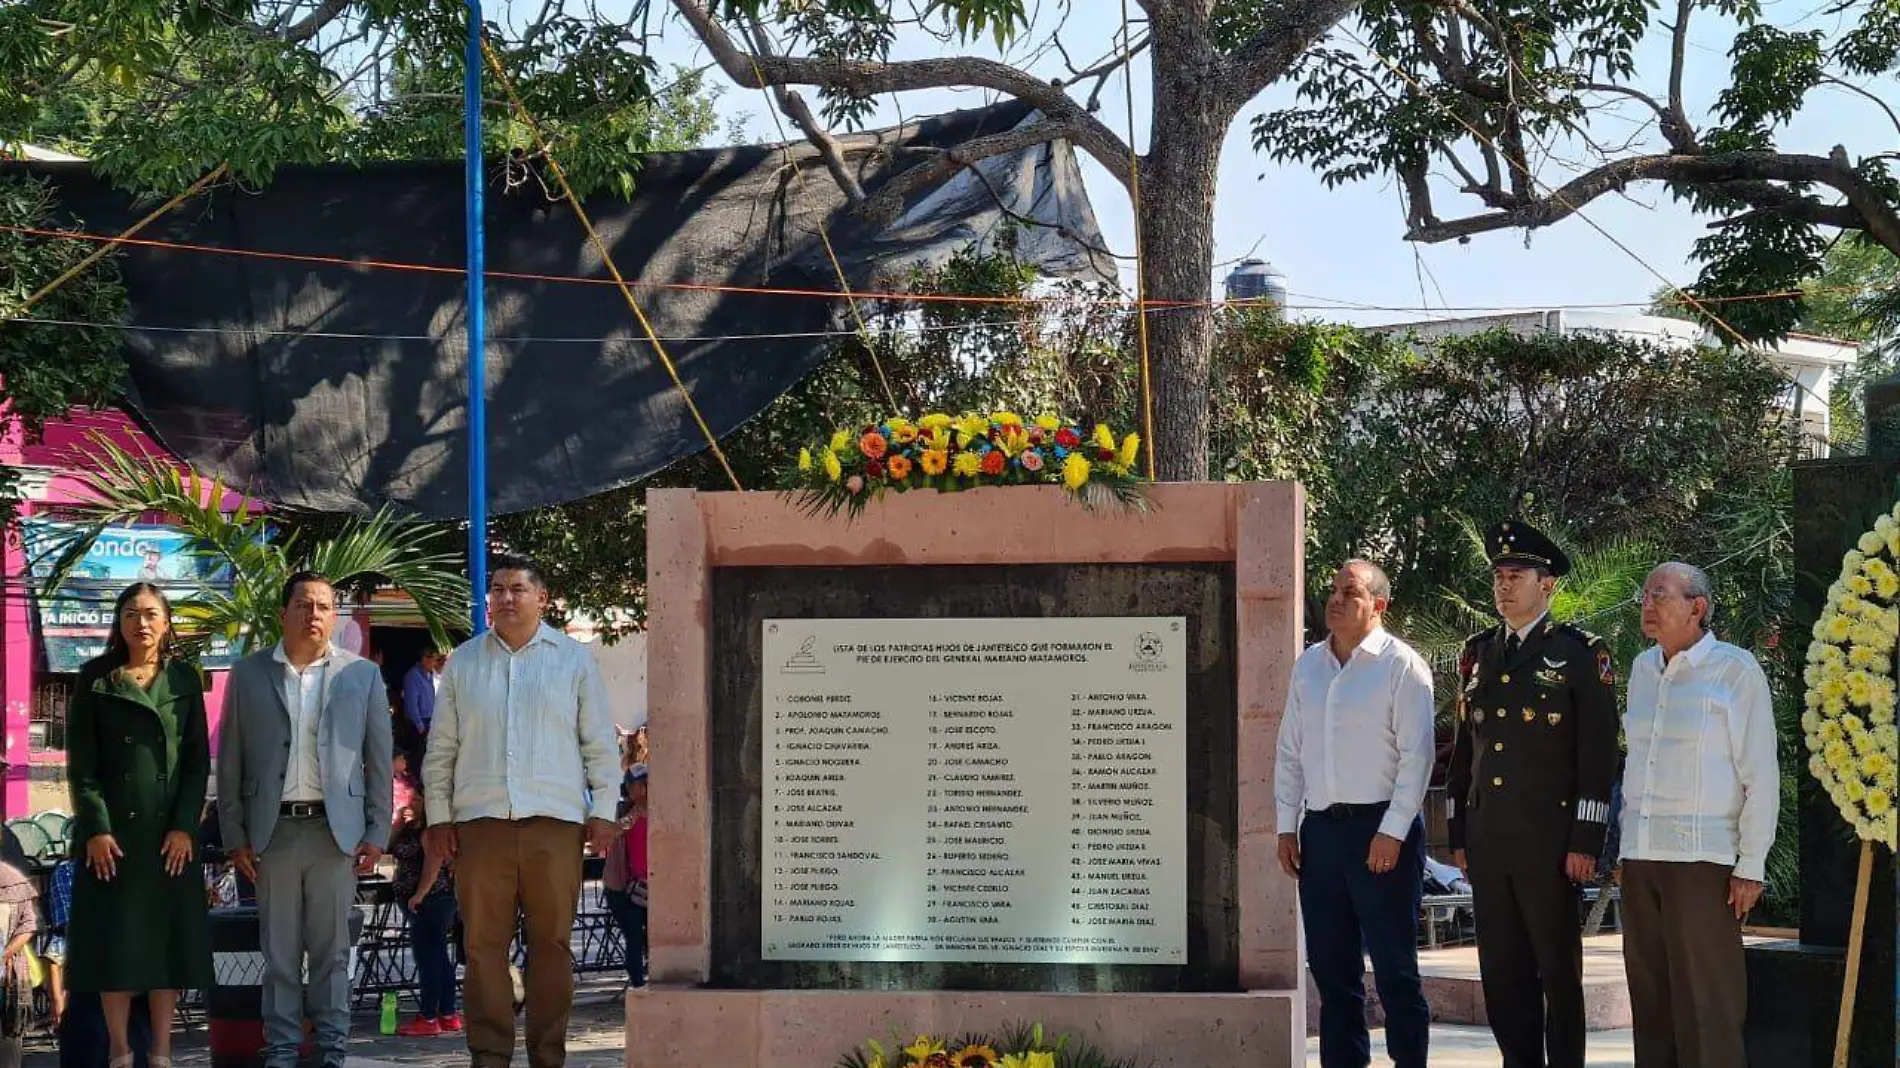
left=1799, top=498, right=1900, bottom=1067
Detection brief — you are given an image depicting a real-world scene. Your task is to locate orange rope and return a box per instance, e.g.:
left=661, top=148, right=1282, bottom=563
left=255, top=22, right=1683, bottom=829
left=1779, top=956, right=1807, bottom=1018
left=3, top=163, right=227, bottom=323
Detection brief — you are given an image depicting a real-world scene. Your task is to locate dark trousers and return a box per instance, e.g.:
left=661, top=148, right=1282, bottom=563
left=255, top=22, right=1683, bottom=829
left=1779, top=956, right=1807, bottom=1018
left=1299, top=807, right=1429, bottom=1068
left=1469, top=860, right=1585, bottom=1068
left=1621, top=860, right=1746, bottom=1068
left=603, top=889, right=647, bottom=985
left=400, top=892, right=461, bottom=1019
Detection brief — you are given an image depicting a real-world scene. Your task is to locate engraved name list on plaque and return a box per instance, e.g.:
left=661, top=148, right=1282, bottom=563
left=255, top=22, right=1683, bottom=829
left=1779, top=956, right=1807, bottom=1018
left=761, top=616, right=1188, bottom=965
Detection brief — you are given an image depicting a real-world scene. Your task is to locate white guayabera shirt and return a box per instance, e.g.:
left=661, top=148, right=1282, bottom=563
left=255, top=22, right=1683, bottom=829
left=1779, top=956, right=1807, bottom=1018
left=1273, top=626, right=1437, bottom=842
left=1620, top=631, right=1779, bottom=881
left=422, top=623, right=621, bottom=827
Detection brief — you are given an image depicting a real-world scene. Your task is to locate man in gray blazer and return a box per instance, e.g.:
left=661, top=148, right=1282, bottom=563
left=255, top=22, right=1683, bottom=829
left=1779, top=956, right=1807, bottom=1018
left=217, top=571, right=393, bottom=1068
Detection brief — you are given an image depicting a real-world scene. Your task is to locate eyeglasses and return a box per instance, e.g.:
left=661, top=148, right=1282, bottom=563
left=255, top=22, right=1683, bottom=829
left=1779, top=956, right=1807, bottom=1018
left=1633, top=586, right=1690, bottom=606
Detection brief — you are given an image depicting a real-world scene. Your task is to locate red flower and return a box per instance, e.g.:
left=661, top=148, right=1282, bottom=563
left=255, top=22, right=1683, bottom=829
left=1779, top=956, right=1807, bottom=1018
left=866, top=458, right=886, bottom=479
left=1097, top=447, right=1115, bottom=461
left=1054, top=427, right=1080, bottom=448
left=979, top=450, right=1007, bottom=476
left=1028, top=427, right=1046, bottom=445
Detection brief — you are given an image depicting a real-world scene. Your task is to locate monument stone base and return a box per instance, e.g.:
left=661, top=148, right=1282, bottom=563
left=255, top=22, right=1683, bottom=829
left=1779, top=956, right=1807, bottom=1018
left=624, top=988, right=1301, bottom=1068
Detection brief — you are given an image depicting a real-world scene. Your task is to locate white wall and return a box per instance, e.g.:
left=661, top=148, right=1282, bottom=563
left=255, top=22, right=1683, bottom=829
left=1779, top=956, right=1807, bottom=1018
left=587, top=630, right=649, bottom=731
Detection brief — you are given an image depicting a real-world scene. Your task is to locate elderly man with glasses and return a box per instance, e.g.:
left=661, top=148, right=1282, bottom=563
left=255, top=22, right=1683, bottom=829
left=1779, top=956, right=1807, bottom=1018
left=1617, top=562, right=1778, bottom=1068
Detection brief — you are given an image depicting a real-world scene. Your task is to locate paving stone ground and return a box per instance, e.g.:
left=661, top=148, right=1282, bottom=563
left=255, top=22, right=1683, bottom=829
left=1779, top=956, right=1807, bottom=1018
left=23, top=981, right=1637, bottom=1067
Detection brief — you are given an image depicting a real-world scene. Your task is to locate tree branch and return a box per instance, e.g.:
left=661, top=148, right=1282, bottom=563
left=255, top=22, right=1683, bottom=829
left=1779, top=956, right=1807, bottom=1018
left=1665, top=0, right=1694, bottom=149
left=672, top=0, right=1134, bottom=189
left=855, top=119, right=1090, bottom=224
left=1821, top=75, right=1900, bottom=139
left=1408, top=150, right=1900, bottom=256
left=278, top=0, right=351, bottom=43
left=1223, top=0, right=1368, bottom=108
left=740, top=19, right=865, bottom=202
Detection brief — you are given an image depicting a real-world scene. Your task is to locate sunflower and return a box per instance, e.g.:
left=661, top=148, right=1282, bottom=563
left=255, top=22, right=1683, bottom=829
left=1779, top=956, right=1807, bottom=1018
left=949, top=1045, right=1000, bottom=1068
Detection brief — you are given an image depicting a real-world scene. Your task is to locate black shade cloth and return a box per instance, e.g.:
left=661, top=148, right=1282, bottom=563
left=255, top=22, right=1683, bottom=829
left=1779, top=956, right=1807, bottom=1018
left=6, top=101, right=1108, bottom=517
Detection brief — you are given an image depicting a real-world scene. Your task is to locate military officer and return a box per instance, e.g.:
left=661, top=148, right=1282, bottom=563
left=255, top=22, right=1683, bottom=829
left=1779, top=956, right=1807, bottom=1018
left=1446, top=519, right=1619, bottom=1068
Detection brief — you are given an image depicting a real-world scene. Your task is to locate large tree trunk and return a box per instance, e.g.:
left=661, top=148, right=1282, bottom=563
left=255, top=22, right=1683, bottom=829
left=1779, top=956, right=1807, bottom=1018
left=1139, top=37, right=1226, bottom=483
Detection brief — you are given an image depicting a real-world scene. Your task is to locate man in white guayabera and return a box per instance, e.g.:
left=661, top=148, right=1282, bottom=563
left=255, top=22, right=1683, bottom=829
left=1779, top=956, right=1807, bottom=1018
left=1275, top=560, right=1435, bottom=1068
left=1618, top=561, right=1778, bottom=1068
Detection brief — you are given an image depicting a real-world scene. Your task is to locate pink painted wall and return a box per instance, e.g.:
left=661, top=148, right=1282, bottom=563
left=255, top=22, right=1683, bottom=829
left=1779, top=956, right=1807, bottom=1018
left=2, top=407, right=258, bottom=819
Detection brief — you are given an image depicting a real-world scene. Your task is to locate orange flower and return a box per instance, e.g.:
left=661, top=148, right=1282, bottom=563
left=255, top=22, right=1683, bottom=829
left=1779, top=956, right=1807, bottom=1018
left=860, top=431, right=888, bottom=459
left=920, top=450, right=949, bottom=475
left=979, top=450, right=1007, bottom=476
left=886, top=454, right=913, bottom=480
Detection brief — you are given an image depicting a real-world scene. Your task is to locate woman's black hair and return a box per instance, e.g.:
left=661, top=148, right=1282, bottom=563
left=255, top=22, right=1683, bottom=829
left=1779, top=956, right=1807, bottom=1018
left=103, top=582, right=176, bottom=665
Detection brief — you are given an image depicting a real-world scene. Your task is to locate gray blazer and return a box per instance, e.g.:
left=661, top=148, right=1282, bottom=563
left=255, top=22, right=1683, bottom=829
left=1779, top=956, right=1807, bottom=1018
left=216, top=643, right=394, bottom=856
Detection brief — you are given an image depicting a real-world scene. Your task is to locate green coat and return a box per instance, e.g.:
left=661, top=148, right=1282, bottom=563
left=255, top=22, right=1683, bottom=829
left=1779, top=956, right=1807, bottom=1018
left=62, top=655, right=215, bottom=993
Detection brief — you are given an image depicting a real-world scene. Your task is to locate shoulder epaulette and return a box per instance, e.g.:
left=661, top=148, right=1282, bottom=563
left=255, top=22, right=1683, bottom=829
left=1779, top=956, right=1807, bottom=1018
left=1553, top=621, right=1603, bottom=645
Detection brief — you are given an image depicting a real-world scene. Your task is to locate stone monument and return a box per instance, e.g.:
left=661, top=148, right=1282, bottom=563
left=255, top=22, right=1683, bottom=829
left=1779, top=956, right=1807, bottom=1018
left=1743, top=379, right=1899, bottom=1067
left=625, top=483, right=1308, bottom=1068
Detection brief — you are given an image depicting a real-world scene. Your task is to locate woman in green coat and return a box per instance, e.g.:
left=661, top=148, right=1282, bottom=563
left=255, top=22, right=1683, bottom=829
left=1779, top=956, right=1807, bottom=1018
left=64, top=582, right=214, bottom=1068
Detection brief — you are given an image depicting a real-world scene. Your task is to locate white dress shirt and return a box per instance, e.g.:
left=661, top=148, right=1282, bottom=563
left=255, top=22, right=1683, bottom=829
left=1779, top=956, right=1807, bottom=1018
left=1620, top=631, right=1779, bottom=881
left=1274, top=626, right=1437, bottom=840
left=422, top=623, right=620, bottom=827
left=274, top=641, right=335, bottom=804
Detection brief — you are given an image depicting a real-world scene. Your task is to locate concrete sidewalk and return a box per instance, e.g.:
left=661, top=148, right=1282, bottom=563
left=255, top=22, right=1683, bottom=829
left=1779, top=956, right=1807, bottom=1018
left=1307, top=1026, right=1637, bottom=1067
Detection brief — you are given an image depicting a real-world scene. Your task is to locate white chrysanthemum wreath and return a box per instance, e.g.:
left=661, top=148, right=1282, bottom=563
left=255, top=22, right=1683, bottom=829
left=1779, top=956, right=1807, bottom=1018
left=1802, top=498, right=1900, bottom=848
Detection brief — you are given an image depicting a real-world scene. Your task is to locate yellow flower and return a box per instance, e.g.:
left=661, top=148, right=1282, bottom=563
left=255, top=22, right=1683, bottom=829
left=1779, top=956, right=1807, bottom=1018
left=1118, top=432, right=1141, bottom=469
left=1825, top=739, right=1854, bottom=769
left=798, top=448, right=812, bottom=471
left=1846, top=578, right=1873, bottom=600
left=959, top=414, right=990, bottom=441
left=991, top=410, right=1023, bottom=427
left=1034, top=413, right=1061, bottom=431
left=1062, top=452, right=1091, bottom=490
left=1877, top=571, right=1900, bottom=600
left=830, top=429, right=851, bottom=454
left=823, top=451, right=843, bottom=483
left=953, top=451, right=983, bottom=478
left=1860, top=531, right=1884, bottom=555
left=920, top=450, right=949, bottom=476
left=1027, top=1053, right=1055, bottom=1068
left=905, top=1037, right=944, bottom=1062
left=920, top=413, right=953, bottom=430
left=1824, top=614, right=1855, bottom=643
left=1092, top=423, right=1116, bottom=451
left=892, top=424, right=920, bottom=446
left=1868, top=790, right=1893, bottom=818
left=999, top=1057, right=1029, bottom=1068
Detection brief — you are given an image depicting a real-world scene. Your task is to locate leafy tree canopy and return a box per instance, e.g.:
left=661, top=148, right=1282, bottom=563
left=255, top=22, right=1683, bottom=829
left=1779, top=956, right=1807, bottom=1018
left=1256, top=0, right=1900, bottom=341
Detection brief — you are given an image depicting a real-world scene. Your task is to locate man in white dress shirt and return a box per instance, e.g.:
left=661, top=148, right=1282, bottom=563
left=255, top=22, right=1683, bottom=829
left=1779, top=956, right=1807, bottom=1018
left=422, top=555, right=620, bottom=1068
left=1619, top=561, right=1778, bottom=1068
left=1275, top=560, right=1436, bottom=1068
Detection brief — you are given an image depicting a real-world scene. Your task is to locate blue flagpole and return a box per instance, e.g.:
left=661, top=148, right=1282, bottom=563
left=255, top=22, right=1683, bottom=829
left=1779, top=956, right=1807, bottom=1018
left=464, top=0, right=488, bottom=634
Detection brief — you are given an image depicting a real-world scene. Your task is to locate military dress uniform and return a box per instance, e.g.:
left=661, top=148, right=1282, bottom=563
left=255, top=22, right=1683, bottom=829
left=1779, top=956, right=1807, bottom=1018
left=1446, top=521, right=1619, bottom=1068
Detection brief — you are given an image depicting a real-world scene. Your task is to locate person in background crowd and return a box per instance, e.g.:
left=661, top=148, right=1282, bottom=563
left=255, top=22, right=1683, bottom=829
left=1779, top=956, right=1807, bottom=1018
left=64, top=583, right=214, bottom=1068
left=1446, top=521, right=1620, bottom=1068
left=390, top=797, right=460, bottom=1037
left=423, top=554, right=619, bottom=1068
left=601, top=764, right=649, bottom=988
left=217, top=572, right=394, bottom=1068
left=1618, top=562, right=1778, bottom=1068
left=42, top=856, right=73, bottom=1028
left=629, top=726, right=649, bottom=768
left=0, top=860, right=38, bottom=1068
left=402, top=648, right=445, bottom=739
left=1275, top=560, right=1435, bottom=1068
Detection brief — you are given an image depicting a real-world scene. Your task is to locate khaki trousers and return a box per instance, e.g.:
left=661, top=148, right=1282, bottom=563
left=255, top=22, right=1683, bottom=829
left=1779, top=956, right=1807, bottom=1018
left=455, top=817, right=586, bottom=1068
left=1620, top=859, right=1747, bottom=1068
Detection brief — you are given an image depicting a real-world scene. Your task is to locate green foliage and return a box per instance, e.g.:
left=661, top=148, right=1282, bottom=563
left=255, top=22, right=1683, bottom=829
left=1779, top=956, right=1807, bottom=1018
left=0, top=175, right=130, bottom=522
left=42, top=435, right=470, bottom=656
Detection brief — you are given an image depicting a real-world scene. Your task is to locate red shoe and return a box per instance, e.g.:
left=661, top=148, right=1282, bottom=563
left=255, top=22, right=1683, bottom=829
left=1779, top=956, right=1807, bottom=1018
left=438, top=1015, right=464, bottom=1033
left=397, top=1017, right=442, bottom=1037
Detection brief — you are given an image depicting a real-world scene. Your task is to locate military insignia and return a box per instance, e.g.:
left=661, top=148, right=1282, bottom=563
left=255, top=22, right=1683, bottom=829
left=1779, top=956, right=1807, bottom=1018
left=1542, top=657, right=1567, bottom=669
left=1597, top=649, right=1614, bottom=685
left=1535, top=668, right=1564, bottom=687
left=1522, top=707, right=1535, bottom=722
left=1547, top=711, right=1562, bottom=726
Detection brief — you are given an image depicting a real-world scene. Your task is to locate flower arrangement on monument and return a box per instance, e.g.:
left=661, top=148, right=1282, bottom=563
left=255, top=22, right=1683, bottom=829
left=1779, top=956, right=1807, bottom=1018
left=834, top=1022, right=1139, bottom=1068
left=1800, top=497, right=1900, bottom=848
left=786, top=411, right=1150, bottom=518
